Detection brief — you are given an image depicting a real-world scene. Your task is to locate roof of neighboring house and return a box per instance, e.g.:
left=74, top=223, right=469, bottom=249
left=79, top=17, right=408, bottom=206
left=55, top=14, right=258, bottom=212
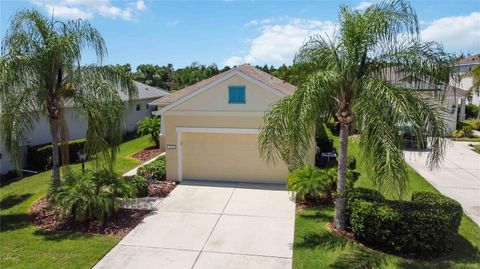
left=379, top=67, right=466, bottom=97
left=150, top=64, right=296, bottom=106
left=119, top=81, right=170, bottom=102
left=456, top=54, right=480, bottom=66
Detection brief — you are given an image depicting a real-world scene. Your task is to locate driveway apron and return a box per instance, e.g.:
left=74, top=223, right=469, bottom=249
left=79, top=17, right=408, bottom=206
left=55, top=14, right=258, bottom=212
left=94, top=180, right=295, bottom=269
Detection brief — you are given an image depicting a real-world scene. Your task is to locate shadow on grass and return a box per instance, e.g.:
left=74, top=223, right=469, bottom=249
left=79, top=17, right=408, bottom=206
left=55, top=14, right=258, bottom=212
left=298, top=210, right=333, bottom=222
left=33, top=229, right=94, bottom=241
left=0, top=213, right=30, bottom=232
left=396, top=234, right=480, bottom=269
left=331, top=249, right=388, bottom=269
left=0, top=193, right=32, bottom=210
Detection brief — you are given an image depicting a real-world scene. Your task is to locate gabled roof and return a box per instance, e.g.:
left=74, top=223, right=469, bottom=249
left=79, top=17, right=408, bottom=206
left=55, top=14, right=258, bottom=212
left=119, top=81, right=170, bottom=102
left=378, top=67, right=466, bottom=97
left=456, top=54, right=480, bottom=66
left=149, top=64, right=296, bottom=108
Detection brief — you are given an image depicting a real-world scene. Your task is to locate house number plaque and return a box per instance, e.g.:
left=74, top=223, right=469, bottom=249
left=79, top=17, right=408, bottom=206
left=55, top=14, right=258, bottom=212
left=166, top=144, right=176, bottom=150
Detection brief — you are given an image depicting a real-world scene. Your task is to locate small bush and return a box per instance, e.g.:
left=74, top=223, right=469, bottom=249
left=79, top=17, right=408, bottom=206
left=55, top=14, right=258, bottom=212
left=463, top=119, right=480, bottom=131
left=124, top=175, right=148, bottom=197
left=452, top=125, right=474, bottom=139
left=347, top=156, right=357, bottom=170
left=27, top=139, right=87, bottom=170
left=137, top=156, right=166, bottom=181
left=465, top=103, right=479, bottom=119
left=50, top=169, right=137, bottom=222
left=350, top=191, right=463, bottom=257
left=287, top=167, right=359, bottom=203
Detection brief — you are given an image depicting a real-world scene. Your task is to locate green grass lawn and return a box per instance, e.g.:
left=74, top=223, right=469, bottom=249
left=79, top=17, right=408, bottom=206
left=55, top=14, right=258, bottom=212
left=470, top=144, right=480, bottom=154
left=0, top=135, right=153, bottom=269
left=293, top=135, right=480, bottom=269
left=452, top=137, right=480, bottom=142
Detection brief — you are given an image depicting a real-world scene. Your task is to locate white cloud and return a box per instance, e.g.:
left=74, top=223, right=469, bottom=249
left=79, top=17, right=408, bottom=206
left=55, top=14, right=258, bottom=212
left=421, top=12, right=480, bottom=52
left=224, top=56, right=243, bottom=67
left=136, top=0, right=146, bottom=11
left=354, top=1, right=372, bottom=10
left=31, top=0, right=146, bottom=20
left=167, top=19, right=179, bottom=27
left=226, top=18, right=335, bottom=66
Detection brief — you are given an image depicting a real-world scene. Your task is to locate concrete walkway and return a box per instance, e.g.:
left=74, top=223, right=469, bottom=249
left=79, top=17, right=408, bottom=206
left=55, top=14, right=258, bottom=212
left=122, top=152, right=165, bottom=177
left=94, top=180, right=295, bottom=269
left=405, top=141, right=480, bottom=226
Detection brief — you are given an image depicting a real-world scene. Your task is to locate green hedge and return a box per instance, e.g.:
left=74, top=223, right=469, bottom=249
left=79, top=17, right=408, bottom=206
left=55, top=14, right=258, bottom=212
left=137, top=156, right=166, bottom=181
left=124, top=175, right=148, bottom=197
left=349, top=190, right=463, bottom=257
left=26, top=139, right=87, bottom=170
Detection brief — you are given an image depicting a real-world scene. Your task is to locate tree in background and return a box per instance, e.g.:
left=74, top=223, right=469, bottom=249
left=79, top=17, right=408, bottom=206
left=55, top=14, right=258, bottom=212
left=259, top=0, right=452, bottom=230
left=462, top=64, right=480, bottom=118
left=137, top=116, right=161, bottom=148
left=1, top=9, right=137, bottom=187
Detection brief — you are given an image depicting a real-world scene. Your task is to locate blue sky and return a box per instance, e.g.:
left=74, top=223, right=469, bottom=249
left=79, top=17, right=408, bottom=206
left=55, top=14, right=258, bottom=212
left=1, top=0, right=479, bottom=70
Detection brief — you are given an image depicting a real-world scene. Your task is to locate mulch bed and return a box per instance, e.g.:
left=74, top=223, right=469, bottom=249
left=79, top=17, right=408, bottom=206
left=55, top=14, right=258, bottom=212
left=132, top=146, right=163, bottom=162
left=29, top=197, right=149, bottom=237
left=147, top=180, right=176, bottom=197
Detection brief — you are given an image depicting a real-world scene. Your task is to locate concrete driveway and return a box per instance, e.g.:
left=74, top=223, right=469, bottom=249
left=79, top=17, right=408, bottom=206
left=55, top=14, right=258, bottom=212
left=405, top=141, right=480, bottom=226
left=94, top=180, right=295, bottom=269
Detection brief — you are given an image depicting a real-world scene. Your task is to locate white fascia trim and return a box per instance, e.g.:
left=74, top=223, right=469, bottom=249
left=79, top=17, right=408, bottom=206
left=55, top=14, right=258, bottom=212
left=176, top=127, right=260, bottom=134
left=157, top=70, right=288, bottom=114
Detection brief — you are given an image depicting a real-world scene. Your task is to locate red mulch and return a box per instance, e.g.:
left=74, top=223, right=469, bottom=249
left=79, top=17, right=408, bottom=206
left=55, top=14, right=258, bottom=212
left=327, top=222, right=356, bottom=241
left=29, top=197, right=149, bottom=237
left=132, top=146, right=163, bottom=162
left=147, top=180, right=176, bottom=197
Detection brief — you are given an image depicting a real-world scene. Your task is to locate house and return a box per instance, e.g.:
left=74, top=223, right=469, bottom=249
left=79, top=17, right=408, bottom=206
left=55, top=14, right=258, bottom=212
left=381, top=68, right=467, bottom=133
left=0, top=81, right=169, bottom=174
left=453, top=54, right=479, bottom=106
left=149, top=64, right=315, bottom=183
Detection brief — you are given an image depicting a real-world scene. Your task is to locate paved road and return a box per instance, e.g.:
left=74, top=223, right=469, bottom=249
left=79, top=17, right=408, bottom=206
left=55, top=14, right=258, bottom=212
left=94, top=180, right=295, bottom=269
left=405, top=141, right=480, bottom=226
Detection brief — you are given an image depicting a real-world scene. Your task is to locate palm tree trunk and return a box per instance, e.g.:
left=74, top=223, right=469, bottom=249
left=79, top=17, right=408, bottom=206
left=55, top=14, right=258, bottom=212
left=49, top=117, right=61, bottom=188
left=334, top=121, right=349, bottom=230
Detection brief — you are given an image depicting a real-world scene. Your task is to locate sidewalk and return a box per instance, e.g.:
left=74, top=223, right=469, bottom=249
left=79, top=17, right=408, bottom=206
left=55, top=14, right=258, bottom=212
left=405, top=141, right=480, bottom=226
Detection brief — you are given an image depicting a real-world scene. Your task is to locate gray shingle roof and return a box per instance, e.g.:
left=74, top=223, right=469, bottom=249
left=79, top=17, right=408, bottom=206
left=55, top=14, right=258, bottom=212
left=150, top=64, right=296, bottom=106
left=119, top=81, right=170, bottom=102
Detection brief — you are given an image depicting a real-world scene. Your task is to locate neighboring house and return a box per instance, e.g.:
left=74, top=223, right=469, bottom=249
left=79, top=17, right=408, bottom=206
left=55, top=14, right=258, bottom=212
left=381, top=68, right=466, bottom=133
left=149, top=64, right=315, bottom=184
left=0, top=81, right=169, bottom=174
left=453, top=54, right=480, bottom=106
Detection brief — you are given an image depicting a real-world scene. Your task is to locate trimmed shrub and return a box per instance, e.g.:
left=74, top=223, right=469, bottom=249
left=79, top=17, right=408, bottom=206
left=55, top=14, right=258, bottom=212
left=346, top=187, right=384, bottom=224
left=137, top=156, right=166, bottom=181
left=50, top=169, right=137, bottom=222
left=350, top=191, right=463, bottom=257
left=27, top=139, right=87, bottom=170
left=124, top=175, right=148, bottom=197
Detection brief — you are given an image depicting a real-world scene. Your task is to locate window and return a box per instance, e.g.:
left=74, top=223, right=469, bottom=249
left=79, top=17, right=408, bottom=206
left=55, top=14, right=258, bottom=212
left=146, top=104, right=149, bottom=109
left=228, top=86, right=246, bottom=104
left=136, top=104, right=141, bottom=111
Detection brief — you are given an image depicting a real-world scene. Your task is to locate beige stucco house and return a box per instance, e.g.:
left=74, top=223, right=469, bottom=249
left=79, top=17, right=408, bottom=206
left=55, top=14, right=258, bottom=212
left=150, top=64, right=314, bottom=183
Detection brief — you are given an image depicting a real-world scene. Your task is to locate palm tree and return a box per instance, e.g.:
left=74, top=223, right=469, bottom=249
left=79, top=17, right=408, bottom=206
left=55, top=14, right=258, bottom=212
left=0, top=9, right=137, bottom=187
left=259, top=0, right=452, bottom=230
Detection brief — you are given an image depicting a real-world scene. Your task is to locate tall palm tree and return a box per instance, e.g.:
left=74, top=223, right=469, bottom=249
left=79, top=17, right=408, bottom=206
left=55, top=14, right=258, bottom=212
left=259, top=0, right=452, bottom=230
left=1, top=9, right=137, bottom=187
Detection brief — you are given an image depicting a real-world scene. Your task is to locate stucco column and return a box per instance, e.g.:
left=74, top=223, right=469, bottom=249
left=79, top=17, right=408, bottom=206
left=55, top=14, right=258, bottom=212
left=459, top=98, right=466, bottom=122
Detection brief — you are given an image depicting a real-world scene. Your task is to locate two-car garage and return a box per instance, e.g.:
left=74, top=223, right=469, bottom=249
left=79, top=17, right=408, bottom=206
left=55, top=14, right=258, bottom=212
left=178, top=128, right=289, bottom=184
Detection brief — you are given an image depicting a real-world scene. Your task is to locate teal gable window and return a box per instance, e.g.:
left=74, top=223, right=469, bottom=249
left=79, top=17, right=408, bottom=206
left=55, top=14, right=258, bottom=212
left=228, top=86, right=246, bottom=104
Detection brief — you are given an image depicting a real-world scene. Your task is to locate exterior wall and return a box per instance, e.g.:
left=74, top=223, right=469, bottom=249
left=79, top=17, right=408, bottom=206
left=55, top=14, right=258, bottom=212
left=1, top=98, right=159, bottom=174
left=124, top=99, right=158, bottom=133
left=172, top=75, right=281, bottom=112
